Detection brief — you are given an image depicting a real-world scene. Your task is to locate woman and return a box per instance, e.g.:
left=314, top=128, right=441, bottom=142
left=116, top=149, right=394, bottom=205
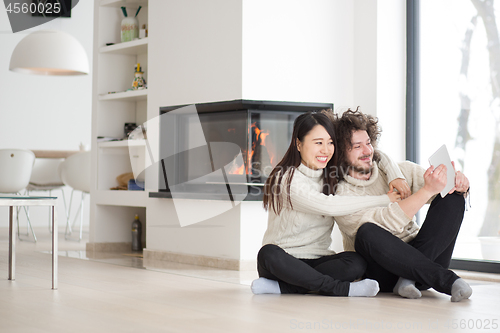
left=251, top=111, right=405, bottom=297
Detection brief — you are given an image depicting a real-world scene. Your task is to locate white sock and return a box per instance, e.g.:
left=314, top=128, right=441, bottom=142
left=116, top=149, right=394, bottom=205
left=251, top=277, right=281, bottom=294
left=348, top=279, right=380, bottom=297
left=393, top=277, right=421, bottom=299
left=451, top=278, right=472, bottom=302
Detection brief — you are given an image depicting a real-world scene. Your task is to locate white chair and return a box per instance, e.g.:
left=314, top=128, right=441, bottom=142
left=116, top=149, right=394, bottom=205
left=59, top=151, right=91, bottom=241
left=26, top=158, right=67, bottom=234
left=0, top=149, right=36, bottom=241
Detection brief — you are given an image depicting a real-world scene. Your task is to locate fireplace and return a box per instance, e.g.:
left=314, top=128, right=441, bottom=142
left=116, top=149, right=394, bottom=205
left=150, top=100, right=333, bottom=201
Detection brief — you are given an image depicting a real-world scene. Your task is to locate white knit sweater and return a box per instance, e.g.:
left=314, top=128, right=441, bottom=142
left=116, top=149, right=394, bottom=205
left=335, top=161, right=430, bottom=252
left=262, top=151, right=403, bottom=259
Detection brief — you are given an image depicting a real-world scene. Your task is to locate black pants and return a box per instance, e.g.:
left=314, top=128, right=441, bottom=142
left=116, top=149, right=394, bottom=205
left=256, top=244, right=366, bottom=296
left=354, top=193, right=465, bottom=295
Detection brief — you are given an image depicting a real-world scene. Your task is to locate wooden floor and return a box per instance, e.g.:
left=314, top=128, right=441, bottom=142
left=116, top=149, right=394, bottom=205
left=1, top=227, right=499, bottom=333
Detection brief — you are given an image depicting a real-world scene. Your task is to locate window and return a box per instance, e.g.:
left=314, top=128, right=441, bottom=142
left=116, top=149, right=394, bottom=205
left=412, top=0, right=500, bottom=271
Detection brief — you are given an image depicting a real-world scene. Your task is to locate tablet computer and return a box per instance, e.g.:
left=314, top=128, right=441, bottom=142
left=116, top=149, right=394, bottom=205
left=428, top=144, right=455, bottom=197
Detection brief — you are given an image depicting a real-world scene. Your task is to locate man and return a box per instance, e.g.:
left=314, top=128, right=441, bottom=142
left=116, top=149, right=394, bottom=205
left=332, top=108, right=472, bottom=302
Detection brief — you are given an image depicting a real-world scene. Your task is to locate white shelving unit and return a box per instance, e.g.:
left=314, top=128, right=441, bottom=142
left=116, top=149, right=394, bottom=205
left=97, top=139, right=146, bottom=148
left=100, top=38, right=148, bottom=54
left=90, top=0, right=149, bottom=246
left=100, top=0, right=146, bottom=7
left=99, top=89, right=148, bottom=101
left=93, top=190, right=148, bottom=207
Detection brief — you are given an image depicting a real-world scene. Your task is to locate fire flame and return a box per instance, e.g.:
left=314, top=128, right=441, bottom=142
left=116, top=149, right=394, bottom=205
left=226, top=122, right=276, bottom=175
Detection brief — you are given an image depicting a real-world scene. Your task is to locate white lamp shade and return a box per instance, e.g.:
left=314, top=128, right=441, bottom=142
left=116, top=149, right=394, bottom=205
left=9, top=30, right=89, bottom=76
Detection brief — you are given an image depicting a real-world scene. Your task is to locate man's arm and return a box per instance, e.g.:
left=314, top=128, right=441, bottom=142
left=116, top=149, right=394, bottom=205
left=335, top=161, right=445, bottom=239
left=396, top=164, right=447, bottom=218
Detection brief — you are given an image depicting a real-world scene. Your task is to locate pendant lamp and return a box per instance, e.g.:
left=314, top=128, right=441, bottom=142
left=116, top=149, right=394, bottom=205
left=9, top=30, right=89, bottom=76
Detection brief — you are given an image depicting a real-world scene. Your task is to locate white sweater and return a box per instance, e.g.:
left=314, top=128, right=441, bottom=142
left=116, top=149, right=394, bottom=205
left=262, top=155, right=401, bottom=259
left=334, top=161, right=429, bottom=252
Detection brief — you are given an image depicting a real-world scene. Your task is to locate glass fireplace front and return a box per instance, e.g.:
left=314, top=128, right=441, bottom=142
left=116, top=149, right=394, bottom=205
left=156, top=100, right=333, bottom=200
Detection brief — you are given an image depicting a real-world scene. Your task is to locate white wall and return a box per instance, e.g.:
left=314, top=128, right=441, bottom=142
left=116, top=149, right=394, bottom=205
left=352, top=0, right=407, bottom=162
left=0, top=1, right=94, bottom=228
left=146, top=0, right=244, bottom=255
left=352, top=0, right=377, bottom=113
left=241, top=0, right=406, bottom=161
left=148, top=0, right=243, bottom=109
left=375, top=0, right=407, bottom=162
left=147, top=199, right=242, bottom=260
left=242, top=0, right=354, bottom=106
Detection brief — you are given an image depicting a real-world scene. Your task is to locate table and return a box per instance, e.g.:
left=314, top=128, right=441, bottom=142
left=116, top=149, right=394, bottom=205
left=2, top=196, right=58, bottom=289
left=31, top=150, right=79, bottom=159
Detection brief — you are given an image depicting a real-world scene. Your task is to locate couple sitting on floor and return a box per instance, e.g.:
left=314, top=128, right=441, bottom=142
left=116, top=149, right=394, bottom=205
left=251, top=108, right=472, bottom=302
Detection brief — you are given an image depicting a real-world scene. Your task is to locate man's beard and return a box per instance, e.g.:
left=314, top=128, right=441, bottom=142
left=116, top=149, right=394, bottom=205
left=348, top=155, right=373, bottom=175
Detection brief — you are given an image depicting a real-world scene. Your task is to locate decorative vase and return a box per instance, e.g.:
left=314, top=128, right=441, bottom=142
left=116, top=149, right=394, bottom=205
left=132, top=71, right=145, bottom=90
left=121, top=16, right=139, bottom=42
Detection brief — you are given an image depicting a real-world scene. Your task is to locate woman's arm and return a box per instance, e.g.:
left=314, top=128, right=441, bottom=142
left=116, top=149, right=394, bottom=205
left=335, top=202, right=411, bottom=238
left=377, top=150, right=411, bottom=199
left=288, top=172, right=397, bottom=217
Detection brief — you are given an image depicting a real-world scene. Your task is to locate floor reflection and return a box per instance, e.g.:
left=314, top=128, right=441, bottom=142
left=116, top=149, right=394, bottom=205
left=43, top=249, right=258, bottom=286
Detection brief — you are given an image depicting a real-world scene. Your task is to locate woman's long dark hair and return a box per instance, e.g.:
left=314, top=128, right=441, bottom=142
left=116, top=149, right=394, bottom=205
left=263, top=110, right=338, bottom=214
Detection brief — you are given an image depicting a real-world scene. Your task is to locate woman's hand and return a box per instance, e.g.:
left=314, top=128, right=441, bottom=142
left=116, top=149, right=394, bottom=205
left=387, top=190, right=401, bottom=202
left=389, top=178, right=411, bottom=199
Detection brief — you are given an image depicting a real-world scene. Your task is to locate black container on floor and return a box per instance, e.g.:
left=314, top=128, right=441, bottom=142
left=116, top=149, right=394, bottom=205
left=131, top=214, right=142, bottom=251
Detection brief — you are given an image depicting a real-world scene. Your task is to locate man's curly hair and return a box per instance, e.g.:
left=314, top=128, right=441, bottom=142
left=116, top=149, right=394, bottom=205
left=334, top=107, right=381, bottom=180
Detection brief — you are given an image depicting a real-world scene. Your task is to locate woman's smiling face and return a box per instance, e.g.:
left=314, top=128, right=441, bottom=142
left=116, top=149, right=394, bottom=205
left=297, top=124, right=335, bottom=170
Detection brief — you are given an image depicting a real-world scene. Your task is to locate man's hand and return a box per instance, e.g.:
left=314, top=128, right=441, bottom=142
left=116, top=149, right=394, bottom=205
left=387, top=190, right=401, bottom=203
left=389, top=178, right=411, bottom=199
left=396, top=165, right=446, bottom=218
left=423, top=164, right=447, bottom=196
left=449, top=161, right=470, bottom=194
